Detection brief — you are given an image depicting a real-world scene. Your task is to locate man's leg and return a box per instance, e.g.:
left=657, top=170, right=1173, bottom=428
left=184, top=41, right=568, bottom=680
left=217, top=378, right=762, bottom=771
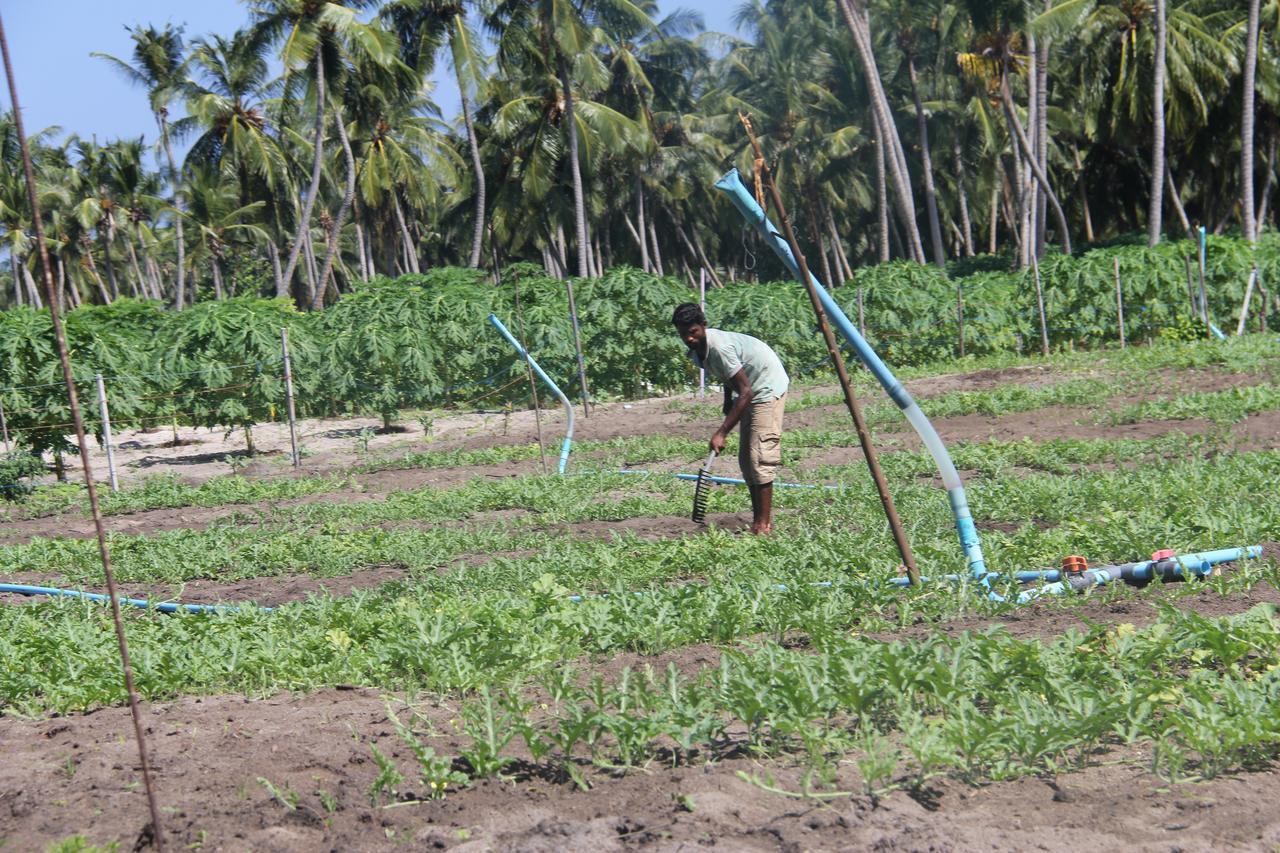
left=756, top=482, right=773, bottom=535
left=747, top=483, right=762, bottom=532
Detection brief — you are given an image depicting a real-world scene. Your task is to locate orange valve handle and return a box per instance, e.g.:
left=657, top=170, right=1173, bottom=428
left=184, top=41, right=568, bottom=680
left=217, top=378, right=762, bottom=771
left=1151, top=548, right=1176, bottom=562
left=1061, top=555, right=1089, bottom=574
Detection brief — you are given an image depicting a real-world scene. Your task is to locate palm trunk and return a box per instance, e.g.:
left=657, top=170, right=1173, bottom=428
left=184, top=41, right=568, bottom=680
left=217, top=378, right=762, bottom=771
left=872, top=109, right=890, bottom=263
left=1148, top=0, right=1168, bottom=246
left=907, top=55, right=946, bottom=266
left=354, top=219, right=368, bottom=281
left=988, top=184, right=999, bottom=255
left=953, top=138, right=975, bottom=257
left=1021, top=31, right=1038, bottom=268
left=314, top=106, right=357, bottom=310
left=826, top=204, right=855, bottom=285
left=557, top=52, right=590, bottom=278
left=1071, top=142, right=1095, bottom=243
left=82, top=239, right=111, bottom=304
left=837, top=0, right=925, bottom=263
left=392, top=194, right=420, bottom=274
left=12, top=251, right=25, bottom=307
left=261, top=240, right=280, bottom=297
left=1000, top=73, right=1072, bottom=255
left=21, top=257, right=43, bottom=308
left=1258, top=133, right=1276, bottom=229
left=1165, top=163, right=1192, bottom=238
left=159, top=113, right=186, bottom=310
left=303, top=225, right=320, bottom=298
left=1243, top=0, right=1262, bottom=244
left=124, top=229, right=147, bottom=299
left=1034, top=10, right=1050, bottom=258
left=635, top=173, right=650, bottom=272
left=282, top=51, right=327, bottom=295
left=98, top=224, right=120, bottom=299
left=460, top=86, right=486, bottom=268
left=647, top=219, right=665, bottom=276
left=211, top=256, right=225, bottom=300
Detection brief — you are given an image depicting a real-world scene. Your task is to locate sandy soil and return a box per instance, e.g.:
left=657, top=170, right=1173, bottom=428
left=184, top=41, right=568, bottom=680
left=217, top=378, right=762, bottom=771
left=4, top=361, right=1280, bottom=851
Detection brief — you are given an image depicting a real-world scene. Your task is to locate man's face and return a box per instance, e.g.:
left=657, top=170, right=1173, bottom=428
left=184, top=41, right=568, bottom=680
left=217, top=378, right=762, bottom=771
left=677, top=323, right=706, bottom=351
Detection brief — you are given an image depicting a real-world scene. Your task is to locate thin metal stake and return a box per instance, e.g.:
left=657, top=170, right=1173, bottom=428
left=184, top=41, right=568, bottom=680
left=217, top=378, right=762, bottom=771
left=96, top=374, right=119, bottom=492
left=740, top=114, right=920, bottom=586
left=281, top=328, right=300, bottom=468
left=1113, top=258, right=1126, bottom=349
left=0, top=15, right=166, bottom=850
left=1198, top=225, right=1211, bottom=336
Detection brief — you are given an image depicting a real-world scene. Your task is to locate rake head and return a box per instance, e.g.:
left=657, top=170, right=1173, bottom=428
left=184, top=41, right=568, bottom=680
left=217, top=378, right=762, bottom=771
left=691, top=449, right=717, bottom=523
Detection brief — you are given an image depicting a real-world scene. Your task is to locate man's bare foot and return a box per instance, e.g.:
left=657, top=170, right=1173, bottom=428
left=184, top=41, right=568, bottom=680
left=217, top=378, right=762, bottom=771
left=748, top=523, right=772, bottom=536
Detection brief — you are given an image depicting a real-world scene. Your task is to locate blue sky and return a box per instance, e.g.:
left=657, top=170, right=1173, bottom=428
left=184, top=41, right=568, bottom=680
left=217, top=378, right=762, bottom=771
left=1, top=1, right=740, bottom=161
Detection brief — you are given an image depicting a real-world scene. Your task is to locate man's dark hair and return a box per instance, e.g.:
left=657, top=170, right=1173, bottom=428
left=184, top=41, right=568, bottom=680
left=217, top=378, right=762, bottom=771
left=672, top=303, right=706, bottom=328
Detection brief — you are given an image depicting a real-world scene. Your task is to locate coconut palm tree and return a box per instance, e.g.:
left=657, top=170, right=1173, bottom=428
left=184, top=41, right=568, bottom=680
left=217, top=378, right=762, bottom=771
left=381, top=0, right=491, bottom=267
left=245, top=0, right=386, bottom=301
left=93, top=24, right=191, bottom=307
left=487, top=0, right=655, bottom=279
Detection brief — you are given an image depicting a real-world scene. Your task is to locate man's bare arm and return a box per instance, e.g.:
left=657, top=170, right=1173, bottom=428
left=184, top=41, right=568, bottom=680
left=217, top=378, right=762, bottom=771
left=711, top=369, right=752, bottom=453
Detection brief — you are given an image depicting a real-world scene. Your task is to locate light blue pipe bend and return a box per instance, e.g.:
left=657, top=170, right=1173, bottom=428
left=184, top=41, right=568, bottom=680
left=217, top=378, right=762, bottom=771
left=0, top=583, right=269, bottom=614
left=714, top=169, right=990, bottom=587
left=488, top=313, right=574, bottom=474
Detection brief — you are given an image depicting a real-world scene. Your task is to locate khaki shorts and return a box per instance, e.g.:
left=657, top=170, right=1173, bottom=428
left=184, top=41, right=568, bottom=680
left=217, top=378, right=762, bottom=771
left=739, top=393, right=785, bottom=486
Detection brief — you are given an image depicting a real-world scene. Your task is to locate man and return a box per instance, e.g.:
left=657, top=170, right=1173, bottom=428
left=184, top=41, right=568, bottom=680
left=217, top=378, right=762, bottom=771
left=672, top=303, right=789, bottom=535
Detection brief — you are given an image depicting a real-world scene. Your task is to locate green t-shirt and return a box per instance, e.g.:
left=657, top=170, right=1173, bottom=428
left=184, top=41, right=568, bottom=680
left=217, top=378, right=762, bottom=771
left=691, top=328, right=789, bottom=401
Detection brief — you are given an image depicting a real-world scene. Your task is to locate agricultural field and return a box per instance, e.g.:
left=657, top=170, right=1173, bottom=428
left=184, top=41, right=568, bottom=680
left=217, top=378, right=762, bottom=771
left=2, top=333, right=1280, bottom=851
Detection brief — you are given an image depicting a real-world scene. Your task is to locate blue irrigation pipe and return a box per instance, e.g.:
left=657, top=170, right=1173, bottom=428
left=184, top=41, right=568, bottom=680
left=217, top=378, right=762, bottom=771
left=488, top=313, right=574, bottom=474
left=714, top=169, right=992, bottom=594
left=0, top=582, right=270, bottom=614
left=1014, top=546, right=1262, bottom=603
left=613, top=468, right=838, bottom=490
left=883, top=546, right=1262, bottom=595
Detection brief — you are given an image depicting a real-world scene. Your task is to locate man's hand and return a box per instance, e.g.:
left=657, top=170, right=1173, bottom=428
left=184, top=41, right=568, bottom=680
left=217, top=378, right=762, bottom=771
left=709, top=430, right=727, bottom=454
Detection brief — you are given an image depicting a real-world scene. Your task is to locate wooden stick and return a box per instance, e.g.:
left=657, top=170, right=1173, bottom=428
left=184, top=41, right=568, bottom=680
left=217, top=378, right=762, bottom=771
left=740, top=113, right=920, bottom=586
left=1237, top=267, right=1258, bottom=336
left=1031, top=256, right=1050, bottom=356
left=281, top=329, right=300, bottom=467
left=0, top=15, right=167, bottom=849
left=95, top=374, right=119, bottom=491
left=1113, top=258, right=1126, bottom=349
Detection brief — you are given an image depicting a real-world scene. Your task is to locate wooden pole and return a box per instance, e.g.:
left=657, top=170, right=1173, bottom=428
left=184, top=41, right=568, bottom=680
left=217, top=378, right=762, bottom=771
left=1113, top=257, right=1126, bottom=349
left=95, top=374, right=119, bottom=492
left=1237, top=266, right=1258, bottom=336
left=698, top=268, right=706, bottom=397
left=0, top=395, right=9, bottom=453
left=740, top=114, right=920, bottom=586
left=0, top=16, right=167, bottom=849
left=1031, top=256, right=1050, bottom=356
left=1184, top=255, right=1198, bottom=318
left=565, top=278, right=591, bottom=418
left=281, top=328, right=300, bottom=468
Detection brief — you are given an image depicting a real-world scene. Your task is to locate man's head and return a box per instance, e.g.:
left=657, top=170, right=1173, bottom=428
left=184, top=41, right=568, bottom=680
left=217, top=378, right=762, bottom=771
left=672, top=302, right=707, bottom=350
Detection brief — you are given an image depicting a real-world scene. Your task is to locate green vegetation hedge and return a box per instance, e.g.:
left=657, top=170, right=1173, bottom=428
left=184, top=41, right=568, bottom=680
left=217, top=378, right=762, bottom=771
left=0, top=234, right=1274, bottom=459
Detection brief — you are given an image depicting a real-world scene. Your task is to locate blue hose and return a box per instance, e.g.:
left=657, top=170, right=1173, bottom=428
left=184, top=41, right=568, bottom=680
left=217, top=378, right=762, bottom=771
left=714, top=169, right=992, bottom=592
left=488, top=313, right=574, bottom=474
left=0, top=582, right=270, bottom=613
